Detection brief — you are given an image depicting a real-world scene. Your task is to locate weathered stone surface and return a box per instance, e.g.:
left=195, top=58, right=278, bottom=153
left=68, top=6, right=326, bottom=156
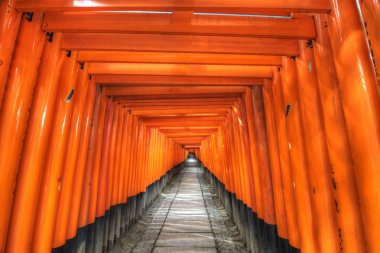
left=110, top=166, right=246, bottom=253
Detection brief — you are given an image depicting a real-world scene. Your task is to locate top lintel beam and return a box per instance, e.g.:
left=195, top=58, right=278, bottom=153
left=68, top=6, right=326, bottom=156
left=16, top=0, right=330, bottom=13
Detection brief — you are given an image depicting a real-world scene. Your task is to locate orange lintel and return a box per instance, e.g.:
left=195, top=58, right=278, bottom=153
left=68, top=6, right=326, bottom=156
left=61, top=33, right=299, bottom=56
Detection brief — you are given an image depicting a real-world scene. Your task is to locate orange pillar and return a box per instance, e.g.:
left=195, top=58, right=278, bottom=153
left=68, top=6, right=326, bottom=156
left=262, top=79, right=288, bottom=242
left=77, top=87, right=102, bottom=228
left=53, top=63, right=90, bottom=248
left=313, top=14, right=366, bottom=252
left=0, top=13, right=45, bottom=252
left=359, top=0, right=380, bottom=86
left=296, top=40, right=340, bottom=253
left=5, top=33, right=64, bottom=253
left=67, top=79, right=96, bottom=239
left=106, top=106, right=121, bottom=210
left=31, top=52, right=79, bottom=253
left=96, top=99, right=115, bottom=218
left=329, top=1, right=380, bottom=251
left=86, top=93, right=107, bottom=225
left=0, top=0, right=21, bottom=108
left=251, top=86, right=277, bottom=227
left=243, top=90, right=263, bottom=219
left=280, top=57, right=318, bottom=253
left=270, top=71, right=300, bottom=249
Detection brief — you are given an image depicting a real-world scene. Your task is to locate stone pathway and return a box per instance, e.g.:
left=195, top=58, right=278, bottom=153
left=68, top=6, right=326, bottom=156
left=111, top=166, right=247, bottom=253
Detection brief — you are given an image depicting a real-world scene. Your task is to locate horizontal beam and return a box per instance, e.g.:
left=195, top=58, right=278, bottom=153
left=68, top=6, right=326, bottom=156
left=79, top=51, right=282, bottom=66
left=88, top=63, right=273, bottom=78
left=62, top=33, right=299, bottom=56
left=95, top=75, right=264, bottom=86
left=124, top=104, right=234, bottom=110
left=132, top=107, right=229, bottom=116
left=165, top=133, right=211, bottom=137
left=116, top=98, right=237, bottom=106
left=104, top=85, right=246, bottom=96
left=160, top=128, right=217, bottom=133
left=43, top=12, right=316, bottom=39
left=112, top=93, right=242, bottom=100
left=16, top=0, right=330, bottom=13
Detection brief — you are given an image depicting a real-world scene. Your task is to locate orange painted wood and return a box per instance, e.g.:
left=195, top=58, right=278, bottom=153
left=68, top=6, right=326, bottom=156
left=62, top=33, right=299, bottom=56
left=360, top=0, right=380, bottom=86
left=53, top=63, right=90, bottom=247
left=88, top=63, right=273, bottom=78
left=0, top=0, right=21, bottom=109
left=0, top=13, right=45, bottom=253
left=79, top=51, right=282, bottom=66
left=78, top=87, right=102, bottom=228
left=105, top=104, right=120, bottom=211
left=262, top=80, right=288, bottom=240
left=5, top=34, right=65, bottom=253
left=95, top=99, right=114, bottom=218
left=296, top=41, right=339, bottom=253
left=119, top=110, right=130, bottom=203
left=280, top=57, right=318, bottom=253
left=104, top=86, right=246, bottom=96
left=251, top=86, right=276, bottom=225
left=132, top=107, right=229, bottom=116
left=94, top=75, right=264, bottom=86
left=313, top=14, right=366, bottom=252
left=43, top=11, right=316, bottom=39
left=31, top=52, right=79, bottom=253
left=66, top=78, right=96, bottom=239
left=329, top=0, right=380, bottom=251
left=271, top=68, right=300, bottom=248
left=243, top=90, right=262, bottom=216
left=87, top=93, right=107, bottom=224
left=15, top=0, right=331, bottom=13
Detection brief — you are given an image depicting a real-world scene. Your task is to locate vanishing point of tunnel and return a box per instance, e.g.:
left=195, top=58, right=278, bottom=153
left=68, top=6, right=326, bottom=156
left=0, top=0, right=380, bottom=253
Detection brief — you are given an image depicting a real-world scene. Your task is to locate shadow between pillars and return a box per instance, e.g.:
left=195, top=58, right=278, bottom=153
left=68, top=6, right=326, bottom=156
left=203, top=166, right=301, bottom=253
left=52, top=163, right=184, bottom=253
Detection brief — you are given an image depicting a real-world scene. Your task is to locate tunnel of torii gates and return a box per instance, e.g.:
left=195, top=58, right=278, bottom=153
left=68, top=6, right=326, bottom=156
left=0, top=0, right=380, bottom=253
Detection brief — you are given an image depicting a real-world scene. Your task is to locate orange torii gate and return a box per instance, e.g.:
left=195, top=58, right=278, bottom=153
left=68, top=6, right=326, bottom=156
left=0, top=0, right=379, bottom=252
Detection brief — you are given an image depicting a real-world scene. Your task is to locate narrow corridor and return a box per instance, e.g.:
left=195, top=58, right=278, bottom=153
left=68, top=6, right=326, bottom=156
left=111, top=166, right=247, bottom=253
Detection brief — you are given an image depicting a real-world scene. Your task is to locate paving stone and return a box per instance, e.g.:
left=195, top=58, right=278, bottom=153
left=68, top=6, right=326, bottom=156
left=155, top=232, right=216, bottom=248
left=162, top=220, right=212, bottom=233
left=110, top=166, right=246, bottom=253
left=153, top=247, right=217, bottom=253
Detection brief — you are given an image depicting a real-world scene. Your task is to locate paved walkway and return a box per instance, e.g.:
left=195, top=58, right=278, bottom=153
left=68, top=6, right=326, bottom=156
left=111, top=166, right=246, bottom=253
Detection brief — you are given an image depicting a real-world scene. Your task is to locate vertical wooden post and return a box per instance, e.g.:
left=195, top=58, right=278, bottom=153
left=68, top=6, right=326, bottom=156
left=262, top=79, right=289, bottom=246
left=0, top=13, right=45, bottom=252
left=281, top=57, right=318, bottom=253
left=296, top=40, right=340, bottom=253
left=5, top=33, right=64, bottom=253
left=67, top=77, right=96, bottom=239
left=329, top=0, right=380, bottom=250
left=0, top=0, right=21, bottom=108
left=31, top=51, right=79, bottom=253
left=53, top=62, right=90, bottom=248
left=313, top=14, right=366, bottom=252
left=271, top=70, right=300, bottom=250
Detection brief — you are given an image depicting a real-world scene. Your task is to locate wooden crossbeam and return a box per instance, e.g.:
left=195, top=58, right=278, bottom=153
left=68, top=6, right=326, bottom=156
left=43, top=12, right=316, bottom=39
left=103, top=85, right=246, bottom=96
left=110, top=93, right=242, bottom=100
left=115, top=98, right=237, bottom=106
left=79, top=51, right=282, bottom=66
left=132, top=107, right=229, bottom=116
left=94, top=75, right=263, bottom=86
left=88, top=63, right=273, bottom=78
left=16, top=0, right=330, bottom=13
left=62, top=33, right=299, bottom=56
